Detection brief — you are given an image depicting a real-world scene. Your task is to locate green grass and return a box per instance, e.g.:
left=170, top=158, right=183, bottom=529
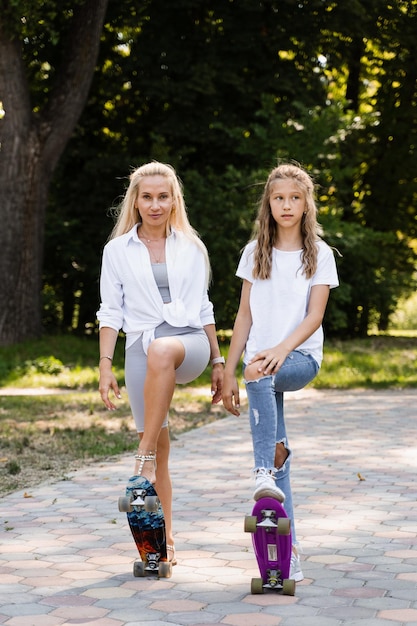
left=1, top=332, right=417, bottom=390
left=317, top=335, right=417, bottom=388
left=0, top=334, right=123, bottom=389
left=1, top=332, right=417, bottom=494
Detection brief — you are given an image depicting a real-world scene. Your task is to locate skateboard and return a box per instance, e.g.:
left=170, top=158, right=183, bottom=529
left=244, top=496, right=295, bottom=595
left=118, top=475, right=172, bottom=578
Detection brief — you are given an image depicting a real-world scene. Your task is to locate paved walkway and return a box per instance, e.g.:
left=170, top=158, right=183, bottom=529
left=1, top=389, right=417, bottom=626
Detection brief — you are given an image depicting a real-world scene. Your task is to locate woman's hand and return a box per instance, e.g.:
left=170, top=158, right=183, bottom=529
left=99, top=365, right=121, bottom=410
left=210, top=363, right=224, bottom=404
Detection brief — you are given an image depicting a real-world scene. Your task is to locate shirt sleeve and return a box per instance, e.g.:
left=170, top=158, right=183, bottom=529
left=312, top=242, right=339, bottom=289
left=200, top=292, right=215, bottom=326
left=96, top=244, right=124, bottom=331
left=236, top=242, right=256, bottom=283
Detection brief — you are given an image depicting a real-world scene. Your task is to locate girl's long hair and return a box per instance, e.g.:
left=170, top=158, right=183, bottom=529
left=251, top=163, right=323, bottom=279
left=109, top=161, right=210, bottom=284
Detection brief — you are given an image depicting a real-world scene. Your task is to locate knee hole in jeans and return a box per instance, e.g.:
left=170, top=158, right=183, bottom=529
left=275, top=442, right=289, bottom=469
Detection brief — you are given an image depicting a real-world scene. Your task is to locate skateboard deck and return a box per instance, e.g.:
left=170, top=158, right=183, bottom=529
left=245, top=496, right=295, bottom=595
left=118, top=475, right=172, bottom=578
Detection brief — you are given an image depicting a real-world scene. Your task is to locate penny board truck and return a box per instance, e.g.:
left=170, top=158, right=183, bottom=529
left=244, top=496, right=295, bottom=595
left=118, top=475, right=172, bottom=579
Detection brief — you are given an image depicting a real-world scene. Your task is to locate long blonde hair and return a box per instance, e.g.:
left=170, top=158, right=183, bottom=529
left=109, top=161, right=211, bottom=283
left=251, top=163, right=323, bottom=279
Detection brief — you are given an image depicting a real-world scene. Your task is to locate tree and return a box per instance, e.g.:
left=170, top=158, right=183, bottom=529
left=321, top=0, right=417, bottom=334
left=3, top=0, right=415, bottom=341
left=44, top=0, right=330, bottom=333
left=0, top=0, right=109, bottom=345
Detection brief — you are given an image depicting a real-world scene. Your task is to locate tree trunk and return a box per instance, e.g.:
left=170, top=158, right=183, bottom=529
left=0, top=139, right=50, bottom=343
left=0, top=0, right=109, bottom=345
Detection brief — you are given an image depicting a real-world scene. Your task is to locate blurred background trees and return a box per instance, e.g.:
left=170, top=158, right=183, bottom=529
left=1, top=0, right=416, bottom=344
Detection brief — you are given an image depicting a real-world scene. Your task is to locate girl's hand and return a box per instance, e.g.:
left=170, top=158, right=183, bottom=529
left=249, top=345, right=290, bottom=376
left=99, top=368, right=121, bottom=410
left=222, top=373, right=241, bottom=416
left=210, top=363, right=224, bottom=404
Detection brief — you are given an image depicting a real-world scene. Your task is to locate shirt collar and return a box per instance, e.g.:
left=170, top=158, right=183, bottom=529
left=124, top=224, right=176, bottom=246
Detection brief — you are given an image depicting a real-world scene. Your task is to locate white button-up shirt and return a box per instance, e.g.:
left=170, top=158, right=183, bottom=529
left=97, top=225, right=214, bottom=351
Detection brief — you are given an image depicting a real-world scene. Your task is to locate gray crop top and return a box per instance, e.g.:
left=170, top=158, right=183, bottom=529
left=151, top=263, right=171, bottom=303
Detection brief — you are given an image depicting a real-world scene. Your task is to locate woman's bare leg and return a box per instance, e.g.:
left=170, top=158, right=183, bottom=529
left=155, top=427, right=173, bottom=546
left=136, top=427, right=174, bottom=561
left=134, top=337, right=185, bottom=482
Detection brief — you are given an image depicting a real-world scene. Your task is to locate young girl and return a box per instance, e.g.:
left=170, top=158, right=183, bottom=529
left=222, top=163, right=339, bottom=581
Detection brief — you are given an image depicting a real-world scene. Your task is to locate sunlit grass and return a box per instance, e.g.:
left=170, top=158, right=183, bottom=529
left=1, top=333, right=417, bottom=391
left=0, top=334, right=123, bottom=389
left=317, top=336, right=417, bottom=388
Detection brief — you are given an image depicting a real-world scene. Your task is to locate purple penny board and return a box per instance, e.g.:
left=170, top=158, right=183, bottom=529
left=245, top=497, right=295, bottom=595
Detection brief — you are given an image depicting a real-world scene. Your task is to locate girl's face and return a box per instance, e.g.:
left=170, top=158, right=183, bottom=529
left=136, top=175, right=174, bottom=230
left=269, top=179, right=306, bottom=230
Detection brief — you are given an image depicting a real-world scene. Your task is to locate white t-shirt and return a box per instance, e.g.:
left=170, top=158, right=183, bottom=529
left=236, top=239, right=339, bottom=367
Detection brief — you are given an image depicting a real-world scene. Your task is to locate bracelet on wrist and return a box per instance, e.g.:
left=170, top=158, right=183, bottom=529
left=99, top=355, right=113, bottom=363
left=211, top=356, right=225, bottom=366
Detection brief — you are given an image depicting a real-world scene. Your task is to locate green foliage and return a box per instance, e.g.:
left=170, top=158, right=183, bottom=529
left=5, top=0, right=414, bottom=338
left=324, top=220, right=416, bottom=336
left=2, top=0, right=88, bottom=104
left=183, top=165, right=258, bottom=329
left=19, top=356, right=65, bottom=376
left=390, top=292, right=417, bottom=330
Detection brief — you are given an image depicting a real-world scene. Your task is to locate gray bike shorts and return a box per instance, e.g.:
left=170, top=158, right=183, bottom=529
left=125, top=324, right=210, bottom=433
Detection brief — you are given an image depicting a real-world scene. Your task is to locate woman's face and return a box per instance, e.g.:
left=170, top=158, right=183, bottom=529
left=136, top=175, right=174, bottom=230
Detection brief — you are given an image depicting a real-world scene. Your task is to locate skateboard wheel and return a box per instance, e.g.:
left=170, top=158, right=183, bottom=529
left=133, top=561, right=146, bottom=577
left=118, top=496, right=132, bottom=513
left=144, top=495, right=158, bottom=513
left=158, top=561, right=172, bottom=578
left=251, top=577, right=264, bottom=594
left=277, top=517, right=291, bottom=535
left=282, top=578, right=296, bottom=596
left=244, top=515, right=257, bottom=533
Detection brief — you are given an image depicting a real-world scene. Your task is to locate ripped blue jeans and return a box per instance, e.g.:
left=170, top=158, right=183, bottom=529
left=244, top=350, right=319, bottom=542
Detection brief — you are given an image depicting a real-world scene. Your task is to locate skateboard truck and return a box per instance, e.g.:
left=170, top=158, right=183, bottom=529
left=146, top=552, right=161, bottom=570
left=131, top=488, right=147, bottom=507
left=265, top=568, right=282, bottom=589
left=257, top=509, right=278, bottom=529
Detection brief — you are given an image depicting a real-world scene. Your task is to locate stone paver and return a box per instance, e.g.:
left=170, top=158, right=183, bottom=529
left=1, top=388, right=417, bottom=625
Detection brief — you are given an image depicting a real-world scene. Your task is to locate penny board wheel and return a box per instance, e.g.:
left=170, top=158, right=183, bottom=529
left=144, top=495, right=158, bottom=512
left=277, top=517, right=291, bottom=535
left=251, top=577, right=264, bottom=594
left=133, top=561, right=145, bottom=577
left=244, top=515, right=257, bottom=533
left=282, top=578, right=296, bottom=595
left=158, top=561, right=172, bottom=578
left=118, top=496, right=132, bottom=513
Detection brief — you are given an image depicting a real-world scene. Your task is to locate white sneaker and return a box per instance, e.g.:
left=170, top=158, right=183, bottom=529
left=253, top=468, right=285, bottom=502
left=289, top=551, right=304, bottom=582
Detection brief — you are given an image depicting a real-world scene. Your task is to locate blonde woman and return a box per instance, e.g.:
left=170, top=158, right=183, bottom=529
left=223, top=163, right=339, bottom=581
left=97, top=162, right=224, bottom=565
